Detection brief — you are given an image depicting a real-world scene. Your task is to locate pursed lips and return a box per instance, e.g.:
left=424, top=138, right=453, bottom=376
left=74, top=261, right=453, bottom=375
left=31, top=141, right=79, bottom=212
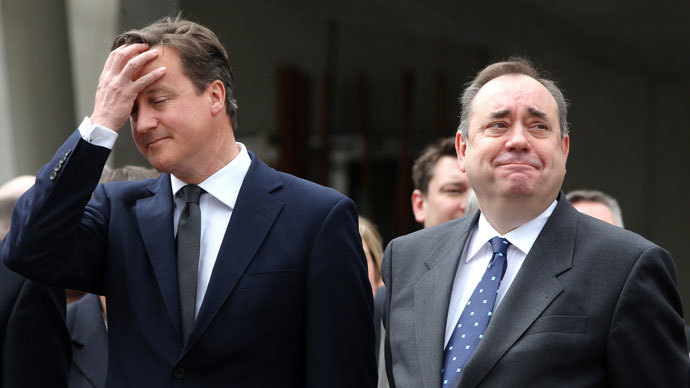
left=492, top=154, right=542, bottom=170
left=146, top=137, right=169, bottom=149
left=496, top=161, right=538, bottom=169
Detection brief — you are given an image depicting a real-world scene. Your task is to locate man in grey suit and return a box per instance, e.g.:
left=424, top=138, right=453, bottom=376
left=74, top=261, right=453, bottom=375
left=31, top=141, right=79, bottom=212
left=381, top=58, right=688, bottom=387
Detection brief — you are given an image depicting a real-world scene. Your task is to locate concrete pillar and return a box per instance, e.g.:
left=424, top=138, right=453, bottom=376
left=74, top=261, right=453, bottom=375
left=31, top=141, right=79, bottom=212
left=0, top=0, right=75, bottom=179
left=0, top=0, right=16, bottom=183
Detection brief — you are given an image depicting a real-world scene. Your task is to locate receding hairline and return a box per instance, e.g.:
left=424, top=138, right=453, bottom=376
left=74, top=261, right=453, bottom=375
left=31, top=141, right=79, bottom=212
left=458, top=57, right=570, bottom=139
left=469, top=73, right=561, bottom=129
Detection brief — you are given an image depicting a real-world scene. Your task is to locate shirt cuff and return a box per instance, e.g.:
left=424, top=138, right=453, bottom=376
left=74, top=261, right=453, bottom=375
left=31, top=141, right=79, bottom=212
left=78, top=116, right=118, bottom=149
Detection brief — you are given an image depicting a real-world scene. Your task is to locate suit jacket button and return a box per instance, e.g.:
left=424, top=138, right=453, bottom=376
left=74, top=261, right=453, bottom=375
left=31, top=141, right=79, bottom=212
left=64, top=148, right=71, bottom=157
left=173, top=367, right=185, bottom=379
left=49, top=171, right=57, bottom=180
left=60, top=156, right=67, bottom=163
left=54, top=164, right=61, bottom=172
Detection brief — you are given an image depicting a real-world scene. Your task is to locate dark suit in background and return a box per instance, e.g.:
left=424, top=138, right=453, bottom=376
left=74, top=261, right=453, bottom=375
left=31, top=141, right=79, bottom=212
left=67, top=293, right=107, bottom=388
left=0, top=242, right=70, bottom=387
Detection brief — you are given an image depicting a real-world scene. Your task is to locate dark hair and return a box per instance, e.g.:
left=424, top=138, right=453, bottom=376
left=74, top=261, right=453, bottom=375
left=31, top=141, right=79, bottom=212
left=412, top=137, right=457, bottom=194
left=112, top=15, right=239, bottom=130
left=458, top=57, right=568, bottom=139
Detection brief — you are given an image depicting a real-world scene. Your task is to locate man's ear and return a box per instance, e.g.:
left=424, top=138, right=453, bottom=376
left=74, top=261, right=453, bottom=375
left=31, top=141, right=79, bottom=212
left=208, top=80, right=226, bottom=116
left=561, top=134, right=570, bottom=159
left=456, top=131, right=468, bottom=173
left=411, top=189, right=426, bottom=225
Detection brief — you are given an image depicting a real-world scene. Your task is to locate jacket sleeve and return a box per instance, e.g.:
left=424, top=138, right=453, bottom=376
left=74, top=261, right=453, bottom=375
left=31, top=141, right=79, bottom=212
left=2, top=130, right=111, bottom=294
left=381, top=239, right=396, bottom=388
left=304, top=197, right=377, bottom=387
left=606, top=245, right=689, bottom=386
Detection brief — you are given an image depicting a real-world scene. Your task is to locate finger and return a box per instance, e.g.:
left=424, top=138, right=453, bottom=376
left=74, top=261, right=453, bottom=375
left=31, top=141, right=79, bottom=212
left=106, top=43, right=151, bottom=73
left=132, top=66, right=167, bottom=93
left=119, top=49, right=160, bottom=81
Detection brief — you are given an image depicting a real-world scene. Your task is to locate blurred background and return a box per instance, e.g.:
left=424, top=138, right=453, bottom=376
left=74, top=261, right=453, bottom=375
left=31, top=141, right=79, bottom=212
left=1, top=0, right=689, bottom=314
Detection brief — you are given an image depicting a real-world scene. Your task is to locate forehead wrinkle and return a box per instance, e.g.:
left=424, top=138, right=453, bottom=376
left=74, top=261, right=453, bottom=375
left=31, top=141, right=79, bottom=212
left=489, top=109, right=510, bottom=119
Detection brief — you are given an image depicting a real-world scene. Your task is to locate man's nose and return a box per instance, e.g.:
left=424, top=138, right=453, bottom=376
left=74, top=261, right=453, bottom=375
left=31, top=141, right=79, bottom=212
left=504, top=124, right=530, bottom=152
left=132, top=106, right=158, bottom=133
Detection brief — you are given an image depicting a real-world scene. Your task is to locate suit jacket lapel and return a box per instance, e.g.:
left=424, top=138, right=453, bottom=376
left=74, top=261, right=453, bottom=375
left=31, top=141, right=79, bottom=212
left=459, top=196, right=576, bottom=388
left=414, top=214, right=477, bottom=388
left=70, top=294, right=108, bottom=387
left=185, top=154, right=283, bottom=350
left=136, top=175, right=181, bottom=338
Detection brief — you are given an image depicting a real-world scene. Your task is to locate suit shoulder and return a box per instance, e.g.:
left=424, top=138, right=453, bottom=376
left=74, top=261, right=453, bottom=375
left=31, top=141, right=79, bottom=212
left=391, top=216, right=472, bottom=248
left=101, top=178, right=157, bottom=198
left=275, top=171, right=349, bottom=206
left=577, top=213, right=658, bottom=254
left=66, top=298, right=80, bottom=330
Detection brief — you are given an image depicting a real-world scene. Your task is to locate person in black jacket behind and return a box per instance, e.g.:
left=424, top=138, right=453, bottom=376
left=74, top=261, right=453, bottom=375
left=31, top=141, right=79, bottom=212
left=0, top=176, right=71, bottom=387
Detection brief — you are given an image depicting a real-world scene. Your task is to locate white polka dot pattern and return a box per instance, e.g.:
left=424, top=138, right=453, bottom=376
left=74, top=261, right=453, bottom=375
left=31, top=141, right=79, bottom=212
left=440, top=237, right=509, bottom=386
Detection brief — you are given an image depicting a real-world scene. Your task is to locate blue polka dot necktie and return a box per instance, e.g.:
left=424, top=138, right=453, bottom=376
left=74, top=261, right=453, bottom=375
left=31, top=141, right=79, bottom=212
left=441, top=237, right=510, bottom=387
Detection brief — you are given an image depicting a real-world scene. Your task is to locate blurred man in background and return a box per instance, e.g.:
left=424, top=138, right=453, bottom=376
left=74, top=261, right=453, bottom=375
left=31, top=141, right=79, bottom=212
left=411, top=137, right=471, bottom=228
left=566, top=189, right=624, bottom=227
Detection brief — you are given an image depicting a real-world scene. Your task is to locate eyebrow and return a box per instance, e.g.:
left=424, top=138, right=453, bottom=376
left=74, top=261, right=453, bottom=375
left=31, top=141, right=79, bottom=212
left=527, top=107, right=548, bottom=119
left=488, top=107, right=549, bottom=120
left=489, top=109, right=510, bottom=119
left=441, top=182, right=469, bottom=188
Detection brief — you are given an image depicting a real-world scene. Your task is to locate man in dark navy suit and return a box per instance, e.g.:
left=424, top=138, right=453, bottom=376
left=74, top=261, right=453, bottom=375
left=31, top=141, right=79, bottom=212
left=3, top=17, right=375, bottom=387
left=0, top=177, right=71, bottom=387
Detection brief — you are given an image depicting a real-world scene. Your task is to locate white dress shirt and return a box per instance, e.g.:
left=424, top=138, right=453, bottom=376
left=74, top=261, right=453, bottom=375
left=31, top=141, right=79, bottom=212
left=170, top=147, right=250, bottom=316
left=443, top=200, right=558, bottom=347
left=78, top=116, right=252, bottom=318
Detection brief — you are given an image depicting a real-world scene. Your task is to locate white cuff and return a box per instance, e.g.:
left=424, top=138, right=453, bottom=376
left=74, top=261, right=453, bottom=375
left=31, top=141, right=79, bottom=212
left=78, top=116, right=118, bottom=149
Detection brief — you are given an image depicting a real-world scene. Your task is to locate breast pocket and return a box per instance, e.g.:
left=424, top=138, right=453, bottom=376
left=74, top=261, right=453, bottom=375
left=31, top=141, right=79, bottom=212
left=237, top=269, right=301, bottom=289
left=524, top=315, right=589, bottom=335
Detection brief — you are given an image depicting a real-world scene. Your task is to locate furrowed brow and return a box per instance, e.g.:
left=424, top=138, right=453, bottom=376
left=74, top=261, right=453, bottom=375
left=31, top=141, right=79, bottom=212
left=527, top=107, right=548, bottom=119
left=489, top=109, right=510, bottom=119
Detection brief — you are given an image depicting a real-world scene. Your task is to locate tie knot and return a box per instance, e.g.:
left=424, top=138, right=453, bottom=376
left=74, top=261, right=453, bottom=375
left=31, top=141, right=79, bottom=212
left=178, top=185, right=205, bottom=204
left=489, top=237, right=510, bottom=256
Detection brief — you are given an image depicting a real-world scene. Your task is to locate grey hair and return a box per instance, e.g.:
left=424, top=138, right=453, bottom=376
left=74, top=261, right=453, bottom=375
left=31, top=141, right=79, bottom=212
left=457, top=57, right=569, bottom=139
left=566, top=189, right=624, bottom=228
left=464, top=189, right=480, bottom=218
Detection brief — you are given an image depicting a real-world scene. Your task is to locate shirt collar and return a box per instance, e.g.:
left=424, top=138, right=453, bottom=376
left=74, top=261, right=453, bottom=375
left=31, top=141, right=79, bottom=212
left=170, top=142, right=251, bottom=209
left=466, top=199, right=558, bottom=263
